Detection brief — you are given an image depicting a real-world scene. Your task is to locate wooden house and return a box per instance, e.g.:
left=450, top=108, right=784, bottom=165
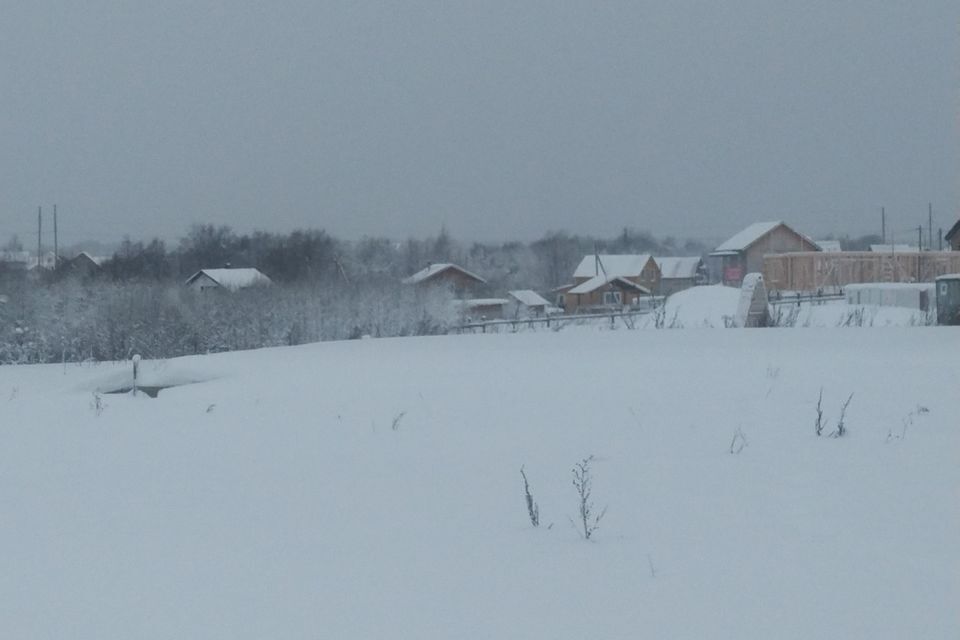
left=184, top=267, right=272, bottom=292
left=556, top=254, right=660, bottom=313
left=402, top=263, right=486, bottom=295
left=64, top=252, right=106, bottom=278
left=709, top=221, right=819, bottom=285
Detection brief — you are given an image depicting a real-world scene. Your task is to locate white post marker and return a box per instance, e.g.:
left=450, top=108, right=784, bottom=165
left=132, top=354, right=141, bottom=396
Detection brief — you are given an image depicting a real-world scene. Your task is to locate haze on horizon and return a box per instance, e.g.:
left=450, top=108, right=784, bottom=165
left=2, top=1, right=957, bottom=248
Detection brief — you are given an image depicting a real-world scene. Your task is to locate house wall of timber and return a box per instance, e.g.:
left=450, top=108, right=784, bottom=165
left=764, top=251, right=960, bottom=292
left=418, top=269, right=485, bottom=296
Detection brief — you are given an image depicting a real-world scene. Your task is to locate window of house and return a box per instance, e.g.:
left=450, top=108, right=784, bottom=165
left=556, top=294, right=565, bottom=307
left=603, top=291, right=622, bottom=305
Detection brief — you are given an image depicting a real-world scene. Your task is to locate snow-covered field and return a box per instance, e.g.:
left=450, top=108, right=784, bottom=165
left=0, top=327, right=957, bottom=639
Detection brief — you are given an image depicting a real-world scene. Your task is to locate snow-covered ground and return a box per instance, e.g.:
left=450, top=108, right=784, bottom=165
left=0, top=328, right=957, bottom=639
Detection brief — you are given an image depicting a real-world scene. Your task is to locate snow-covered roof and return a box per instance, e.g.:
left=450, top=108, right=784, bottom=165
left=711, top=221, right=818, bottom=256
left=815, top=240, right=842, bottom=252
left=568, top=274, right=650, bottom=295
left=713, top=221, right=784, bottom=253
left=572, top=254, right=653, bottom=279
left=186, top=268, right=272, bottom=291
left=507, top=290, right=551, bottom=307
left=945, top=219, right=960, bottom=242
left=402, top=263, right=486, bottom=285
left=936, top=273, right=960, bottom=281
left=654, top=257, right=701, bottom=279
left=869, top=244, right=918, bottom=253
left=75, top=251, right=108, bottom=266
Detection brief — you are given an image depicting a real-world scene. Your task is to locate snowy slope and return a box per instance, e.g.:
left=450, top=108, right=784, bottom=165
left=0, top=329, right=957, bottom=639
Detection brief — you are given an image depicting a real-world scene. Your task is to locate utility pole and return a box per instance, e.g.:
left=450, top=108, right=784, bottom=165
left=939, top=228, right=943, bottom=251
left=53, top=204, right=58, bottom=270
left=881, top=207, right=886, bottom=244
left=37, top=206, right=42, bottom=270
left=928, top=203, right=933, bottom=251
left=917, top=225, right=923, bottom=282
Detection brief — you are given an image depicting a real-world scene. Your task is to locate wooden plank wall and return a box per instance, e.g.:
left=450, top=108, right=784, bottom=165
left=764, top=252, right=960, bottom=292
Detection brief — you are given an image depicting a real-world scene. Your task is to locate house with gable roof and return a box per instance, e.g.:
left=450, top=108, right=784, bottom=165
left=554, top=254, right=660, bottom=313
left=402, top=262, right=486, bottom=296
left=185, top=267, right=273, bottom=292
left=708, top=221, right=819, bottom=285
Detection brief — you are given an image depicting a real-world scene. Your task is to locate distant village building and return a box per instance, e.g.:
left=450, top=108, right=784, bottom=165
left=1, top=251, right=57, bottom=272
left=184, top=268, right=272, bottom=292
left=815, top=240, right=842, bottom=253
left=708, top=221, right=819, bottom=285
left=653, top=257, right=704, bottom=296
left=869, top=244, right=918, bottom=253
left=944, top=219, right=960, bottom=251
left=0, top=251, right=33, bottom=272
left=555, top=254, right=660, bottom=313
left=505, top=290, right=557, bottom=318
left=64, top=252, right=107, bottom=278
left=402, top=263, right=486, bottom=295
left=456, top=298, right=509, bottom=321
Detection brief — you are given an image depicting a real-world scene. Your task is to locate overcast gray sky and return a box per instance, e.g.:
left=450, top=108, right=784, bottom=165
left=2, top=1, right=957, bottom=246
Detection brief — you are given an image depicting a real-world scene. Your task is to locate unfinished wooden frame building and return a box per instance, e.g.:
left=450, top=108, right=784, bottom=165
left=764, top=251, right=960, bottom=292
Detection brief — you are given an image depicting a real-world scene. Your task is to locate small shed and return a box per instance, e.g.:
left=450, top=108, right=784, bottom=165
left=935, top=273, right=960, bottom=325
left=457, top=298, right=509, bottom=321
left=185, top=268, right=272, bottom=292
left=506, top=290, right=556, bottom=318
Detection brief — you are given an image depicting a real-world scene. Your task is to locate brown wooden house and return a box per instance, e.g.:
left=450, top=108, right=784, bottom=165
left=402, top=263, right=486, bottom=296
left=556, top=254, right=660, bottom=313
left=708, top=221, right=820, bottom=285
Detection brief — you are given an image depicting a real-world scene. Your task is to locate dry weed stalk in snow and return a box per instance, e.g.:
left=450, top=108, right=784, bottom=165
left=815, top=387, right=826, bottom=437
left=831, top=393, right=854, bottom=438
left=571, top=455, right=607, bottom=541
left=729, top=427, right=748, bottom=454
left=519, top=466, right=540, bottom=528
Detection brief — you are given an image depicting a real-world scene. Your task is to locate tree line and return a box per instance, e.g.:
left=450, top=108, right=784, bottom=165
left=0, top=224, right=721, bottom=364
